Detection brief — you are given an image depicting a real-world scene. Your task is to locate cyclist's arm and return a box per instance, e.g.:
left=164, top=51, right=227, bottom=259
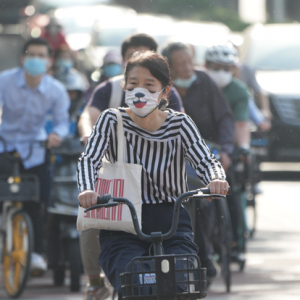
left=233, top=91, right=250, bottom=148
left=248, top=96, right=264, bottom=126
left=257, top=92, right=272, bottom=120
left=181, top=115, right=226, bottom=185
left=49, top=84, right=70, bottom=148
left=235, top=121, right=250, bottom=147
left=78, top=105, right=101, bottom=145
left=78, top=81, right=112, bottom=144
left=77, top=109, right=113, bottom=193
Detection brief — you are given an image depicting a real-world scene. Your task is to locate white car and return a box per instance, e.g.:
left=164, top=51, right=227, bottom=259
left=240, top=23, right=300, bottom=161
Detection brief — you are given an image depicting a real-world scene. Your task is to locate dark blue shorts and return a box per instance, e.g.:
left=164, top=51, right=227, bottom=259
left=99, top=202, right=198, bottom=299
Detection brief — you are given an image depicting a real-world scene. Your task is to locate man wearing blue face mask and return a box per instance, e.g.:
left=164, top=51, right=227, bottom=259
left=0, top=38, right=70, bottom=275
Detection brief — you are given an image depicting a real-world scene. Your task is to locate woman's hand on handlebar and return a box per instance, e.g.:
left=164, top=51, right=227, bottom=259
left=207, top=179, right=229, bottom=198
left=78, top=190, right=98, bottom=208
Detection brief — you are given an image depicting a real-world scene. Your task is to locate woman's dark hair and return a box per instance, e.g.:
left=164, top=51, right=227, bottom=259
left=23, top=38, right=52, bottom=57
left=124, top=51, right=172, bottom=110
left=121, top=34, right=158, bottom=59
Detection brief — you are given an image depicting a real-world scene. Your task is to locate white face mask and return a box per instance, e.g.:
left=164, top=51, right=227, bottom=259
left=125, top=87, right=164, bottom=118
left=173, top=73, right=197, bottom=89
left=207, top=69, right=233, bottom=88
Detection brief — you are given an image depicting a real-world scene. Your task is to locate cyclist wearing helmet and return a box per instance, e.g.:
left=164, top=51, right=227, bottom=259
left=77, top=51, right=229, bottom=300
left=205, top=44, right=250, bottom=149
left=205, top=44, right=251, bottom=262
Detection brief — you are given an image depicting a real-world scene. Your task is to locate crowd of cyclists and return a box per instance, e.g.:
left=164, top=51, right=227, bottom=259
left=0, top=17, right=272, bottom=300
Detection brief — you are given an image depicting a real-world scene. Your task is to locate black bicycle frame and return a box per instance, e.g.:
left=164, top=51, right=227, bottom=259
left=84, top=188, right=230, bottom=256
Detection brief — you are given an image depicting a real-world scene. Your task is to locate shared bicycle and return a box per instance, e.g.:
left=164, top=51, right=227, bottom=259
left=85, top=187, right=229, bottom=300
left=0, top=137, right=45, bottom=298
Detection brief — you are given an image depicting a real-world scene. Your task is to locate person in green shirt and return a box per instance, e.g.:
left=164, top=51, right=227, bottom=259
left=205, top=44, right=250, bottom=151
left=205, top=44, right=251, bottom=264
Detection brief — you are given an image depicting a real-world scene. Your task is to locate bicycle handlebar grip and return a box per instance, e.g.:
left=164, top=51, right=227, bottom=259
left=97, top=194, right=112, bottom=204
left=84, top=201, right=118, bottom=213
left=201, top=186, right=231, bottom=195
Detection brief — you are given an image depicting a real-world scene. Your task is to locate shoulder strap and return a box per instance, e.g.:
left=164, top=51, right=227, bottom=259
left=112, top=108, right=124, bottom=162
left=109, top=75, right=124, bottom=108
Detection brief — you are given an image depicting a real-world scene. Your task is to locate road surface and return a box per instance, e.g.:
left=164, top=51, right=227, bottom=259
left=1, top=181, right=299, bottom=300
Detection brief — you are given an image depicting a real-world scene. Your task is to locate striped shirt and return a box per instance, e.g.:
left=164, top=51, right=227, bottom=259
left=77, top=108, right=225, bottom=204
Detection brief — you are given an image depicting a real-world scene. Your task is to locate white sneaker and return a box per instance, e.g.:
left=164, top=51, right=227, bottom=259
left=31, top=252, right=47, bottom=276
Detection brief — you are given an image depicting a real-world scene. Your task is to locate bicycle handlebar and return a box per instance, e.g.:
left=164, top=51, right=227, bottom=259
left=84, top=186, right=231, bottom=243
left=0, top=136, right=47, bottom=161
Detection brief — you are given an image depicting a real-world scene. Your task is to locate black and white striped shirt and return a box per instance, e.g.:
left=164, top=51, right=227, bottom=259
left=77, top=108, right=225, bottom=204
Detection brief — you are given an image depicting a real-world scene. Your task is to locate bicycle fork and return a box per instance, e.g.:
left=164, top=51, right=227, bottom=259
left=1, top=201, right=22, bottom=257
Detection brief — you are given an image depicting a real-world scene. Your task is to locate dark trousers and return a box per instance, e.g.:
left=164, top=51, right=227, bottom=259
left=98, top=203, right=198, bottom=300
left=0, top=152, right=53, bottom=254
left=185, top=162, right=242, bottom=261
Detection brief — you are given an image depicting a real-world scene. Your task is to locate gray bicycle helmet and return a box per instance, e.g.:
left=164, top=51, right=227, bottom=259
left=205, top=44, right=238, bottom=65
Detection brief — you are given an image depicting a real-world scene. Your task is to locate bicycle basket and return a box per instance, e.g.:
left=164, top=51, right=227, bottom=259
left=120, top=254, right=207, bottom=300
left=0, top=174, right=39, bottom=202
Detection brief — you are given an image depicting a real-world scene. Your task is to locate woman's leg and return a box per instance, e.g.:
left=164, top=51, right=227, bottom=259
left=163, top=206, right=198, bottom=255
left=99, top=231, right=149, bottom=299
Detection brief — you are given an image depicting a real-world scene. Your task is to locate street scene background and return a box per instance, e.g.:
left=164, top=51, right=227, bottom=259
left=1, top=0, right=300, bottom=299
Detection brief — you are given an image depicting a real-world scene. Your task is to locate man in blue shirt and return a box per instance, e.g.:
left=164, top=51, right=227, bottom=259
left=0, top=38, right=70, bottom=273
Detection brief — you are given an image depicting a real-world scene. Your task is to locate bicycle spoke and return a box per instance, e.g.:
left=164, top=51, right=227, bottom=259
left=14, top=261, right=22, bottom=291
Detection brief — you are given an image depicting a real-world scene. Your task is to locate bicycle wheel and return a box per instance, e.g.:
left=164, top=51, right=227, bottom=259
left=245, top=190, right=256, bottom=238
left=216, top=198, right=232, bottom=293
left=67, top=239, right=81, bottom=292
left=3, top=210, right=34, bottom=298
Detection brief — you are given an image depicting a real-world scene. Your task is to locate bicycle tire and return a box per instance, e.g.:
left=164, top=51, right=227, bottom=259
left=67, top=239, right=81, bottom=292
left=3, top=210, right=34, bottom=298
left=246, top=194, right=256, bottom=238
left=53, top=264, right=65, bottom=286
left=216, top=198, right=232, bottom=293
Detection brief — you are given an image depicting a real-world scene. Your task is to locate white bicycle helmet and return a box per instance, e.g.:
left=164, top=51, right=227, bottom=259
left=205, top=44, right=238, bottom=65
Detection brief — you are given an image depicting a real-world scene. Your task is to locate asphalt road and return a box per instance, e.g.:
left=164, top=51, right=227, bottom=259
left=1, top=181, right=299, bottom=300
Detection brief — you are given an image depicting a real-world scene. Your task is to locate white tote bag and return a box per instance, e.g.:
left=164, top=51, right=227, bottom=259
left=77, top=109, right=142, bottom=234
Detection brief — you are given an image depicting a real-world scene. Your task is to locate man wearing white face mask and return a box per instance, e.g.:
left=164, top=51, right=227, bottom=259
left=205, top=44, right=250, bottom=264
left=205, top=44, right=250, bottom=150
left=162, top=42, right=235, bottom=281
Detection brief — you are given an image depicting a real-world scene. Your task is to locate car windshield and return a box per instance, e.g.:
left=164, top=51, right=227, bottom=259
left=96, top=28, right=136, bottom=47
left=247, top=35, right=300, bottom=71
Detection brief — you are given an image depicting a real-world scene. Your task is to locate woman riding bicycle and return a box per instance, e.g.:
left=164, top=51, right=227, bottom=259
left=77, top=51, right=229, bottom=299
